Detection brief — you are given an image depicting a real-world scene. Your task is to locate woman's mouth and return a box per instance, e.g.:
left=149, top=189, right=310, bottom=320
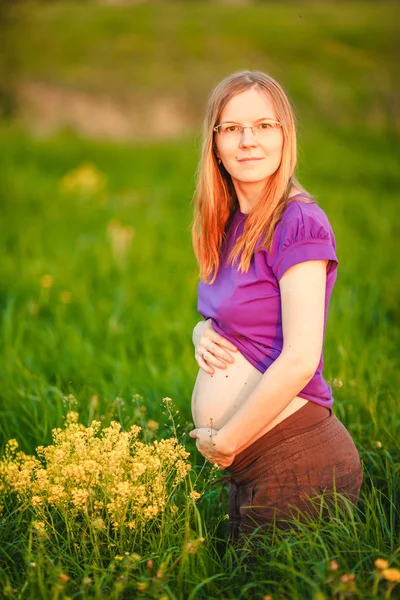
left=237, top=157, right=264, bottom=163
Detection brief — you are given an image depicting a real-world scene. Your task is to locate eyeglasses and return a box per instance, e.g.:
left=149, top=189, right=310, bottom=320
left=213, top=120, right=282, bottom=138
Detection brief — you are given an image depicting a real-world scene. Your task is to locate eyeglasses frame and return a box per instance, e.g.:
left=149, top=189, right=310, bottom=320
left=213, top=120, right=282, bottom=136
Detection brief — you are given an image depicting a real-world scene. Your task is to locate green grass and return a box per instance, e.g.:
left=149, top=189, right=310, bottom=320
left=0, top=1, right=399, bottom=598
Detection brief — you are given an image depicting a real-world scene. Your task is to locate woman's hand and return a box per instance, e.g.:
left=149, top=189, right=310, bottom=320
left=193, top=319, right=238, bottom=374
left=189, top=426, right=235, bottom=470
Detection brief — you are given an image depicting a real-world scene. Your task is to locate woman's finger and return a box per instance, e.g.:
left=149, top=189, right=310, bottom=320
left=203, top=341, right=235, bottom=366
left=199, top=348, right=227, bottom=370
left=205, top=329, right=238, bottom=352
left=218, top=338, right=238, bottom=353
left=197, top=354, right=214, bottom=375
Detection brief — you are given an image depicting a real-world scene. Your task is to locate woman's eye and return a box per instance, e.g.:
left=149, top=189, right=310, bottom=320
left=226, top=125, right=238, bottom=132
left=259, top=122, right=272, bottom=129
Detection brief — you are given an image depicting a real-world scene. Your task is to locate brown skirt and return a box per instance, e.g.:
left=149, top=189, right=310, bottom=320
left=222, top=402, right=363, bottom=541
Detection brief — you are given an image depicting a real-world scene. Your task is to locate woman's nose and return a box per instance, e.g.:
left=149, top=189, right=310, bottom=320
left=239, top=129, right=258, bottom=148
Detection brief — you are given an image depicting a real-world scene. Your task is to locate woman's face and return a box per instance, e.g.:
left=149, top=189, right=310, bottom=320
left=214, top=87, right=284, bottom=191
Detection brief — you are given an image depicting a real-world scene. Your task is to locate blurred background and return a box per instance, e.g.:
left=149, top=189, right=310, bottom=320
left=0, top=0, right=399, bottom=451
left=1, top=0, right=399, bottom=138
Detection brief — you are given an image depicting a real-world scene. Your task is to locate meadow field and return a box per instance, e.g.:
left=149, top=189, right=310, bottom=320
left=0, top=1, right=399, bottom=598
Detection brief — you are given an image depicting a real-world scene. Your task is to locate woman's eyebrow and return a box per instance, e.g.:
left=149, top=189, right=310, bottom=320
left=219, top=116, right=277, bottom=124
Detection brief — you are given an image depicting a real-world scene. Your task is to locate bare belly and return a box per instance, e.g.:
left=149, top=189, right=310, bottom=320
left=191, top=349, right=308, bottom=451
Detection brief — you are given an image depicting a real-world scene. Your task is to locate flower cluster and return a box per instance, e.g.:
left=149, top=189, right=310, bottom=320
left=318, top=557, right=400, bottom=599
left=59, top=162, right=106, bottom=196
left=374, top=558, right=400, bottom=590
left=0, top=410, right=191, bottom=529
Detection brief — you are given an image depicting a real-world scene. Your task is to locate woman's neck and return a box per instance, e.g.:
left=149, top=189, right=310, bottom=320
left=233, top=180, right=303, bottom=214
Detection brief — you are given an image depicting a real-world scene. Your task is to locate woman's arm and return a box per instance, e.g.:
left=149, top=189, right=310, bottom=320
left=190, top=259, right=328, bottom=461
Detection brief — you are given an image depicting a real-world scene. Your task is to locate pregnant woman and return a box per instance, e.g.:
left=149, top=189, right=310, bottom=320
left=189, top=70, right=363, bottom=542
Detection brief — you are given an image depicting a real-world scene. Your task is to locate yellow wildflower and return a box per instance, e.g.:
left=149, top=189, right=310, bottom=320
left=59, top=162, right=106, bottom=196
left=71, top=488, right=89, bottom=509
left=375, top=558, right=389, bottom=570
left=132, top=463, right=147, bottom=478
left=382, top=569, right=400, bottom=583
left=143, top=505, right=159, bottom=519
left=5, top=439, right=18, bottom=454
left=137, top=582, right=148, bottom=591
left=65, top=410, right=79, bottom=424
left=147, top=420, right=159, bottom=431
left=91, top=518, right=105, bottom=530
left=47, top=484, right=68, bottom=506
left=60, top=291, right=72, bottom=304
left=1, top=407, right=192, bottom=531
left=40, top=274, right=53, bottom=289
left=189, top=490, right=201, bottom=501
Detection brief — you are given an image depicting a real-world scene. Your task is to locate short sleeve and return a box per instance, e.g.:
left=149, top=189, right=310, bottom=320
left=267, top=202, right=339, bottom=281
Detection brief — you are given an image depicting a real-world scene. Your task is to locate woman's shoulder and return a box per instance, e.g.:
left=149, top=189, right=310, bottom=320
left=276, top=198, right=335, bottom=241
left=281, top=197, right=332, bottom=225
left=261, top=198, right=338, bottom=280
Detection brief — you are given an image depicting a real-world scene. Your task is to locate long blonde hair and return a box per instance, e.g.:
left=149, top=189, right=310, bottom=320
left=191, top=70, right=311, bottom=283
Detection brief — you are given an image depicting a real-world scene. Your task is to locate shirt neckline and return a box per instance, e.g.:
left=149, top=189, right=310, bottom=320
left=236, top=193, right=313, bottom=217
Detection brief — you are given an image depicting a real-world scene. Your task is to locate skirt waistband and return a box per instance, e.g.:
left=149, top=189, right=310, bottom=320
left=227, top=401, right=332, bottom=476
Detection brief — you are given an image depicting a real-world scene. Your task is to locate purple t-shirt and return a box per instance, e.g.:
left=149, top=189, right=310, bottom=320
left=197, top=197, right=339, bottom=408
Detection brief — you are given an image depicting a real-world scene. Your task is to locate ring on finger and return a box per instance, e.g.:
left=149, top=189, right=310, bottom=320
left=202, top=350, right=207, bottom=359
